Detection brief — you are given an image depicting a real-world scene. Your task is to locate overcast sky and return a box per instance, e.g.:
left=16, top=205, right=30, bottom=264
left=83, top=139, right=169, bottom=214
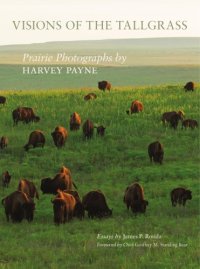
left=0, top=0, right=199, bottom=45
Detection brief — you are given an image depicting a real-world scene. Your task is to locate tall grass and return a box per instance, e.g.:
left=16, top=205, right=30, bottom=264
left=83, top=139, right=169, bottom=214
left=0, top=85, right=199, bottom=269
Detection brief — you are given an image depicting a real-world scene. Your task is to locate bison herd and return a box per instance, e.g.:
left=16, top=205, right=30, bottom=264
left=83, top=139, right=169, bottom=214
left=0, top=81, right=197, bottom=224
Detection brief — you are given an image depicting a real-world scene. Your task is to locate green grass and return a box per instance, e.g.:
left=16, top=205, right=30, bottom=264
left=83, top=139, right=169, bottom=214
left=0, top=86, right=199, bottom=269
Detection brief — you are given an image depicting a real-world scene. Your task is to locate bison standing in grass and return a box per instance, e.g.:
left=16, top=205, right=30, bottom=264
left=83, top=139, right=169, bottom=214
left=70, top=112, right=81, bottom=131
left=2, top=171, right=11, bottom=188
left=24, top=130, right=45, bottom=151
left=82, top=190, right=112, bottom=219
left=182, top=119, right=198, bottom=129
left=184, top=81, right=194, bottom=92
left=124, top=182, right=148, bottom=215
left=98, top=81, right=111, bottom=91
left=12, top=107, right=40, bottom=125
left=52, top=190, right=76, bottom=225
left=0, top=136, right=8, bottom=149
left=148, top=141, right=164, bottom=164
left=161, top=111, right=184, bottom=125
left=170, top=188, right=192, bottom=207
left=95, top=125, right=106, bottom=136
left=82, top=119, right=94, bottom=139
left=51, top=126, right=68, bottom=148
left=2, top=191, right=35, bottom=222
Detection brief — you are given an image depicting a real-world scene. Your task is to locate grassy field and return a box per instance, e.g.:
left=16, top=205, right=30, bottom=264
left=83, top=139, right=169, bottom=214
left=0, top=86, right=199, bottom=269
left=0, top=65, right=199, bottom=90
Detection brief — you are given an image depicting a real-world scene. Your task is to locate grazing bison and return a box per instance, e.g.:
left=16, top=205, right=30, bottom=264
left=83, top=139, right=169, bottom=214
left=123, top=182, right=148, bottom=214
left=52, top=191, right=76, bottom=224
left=0, top=136, right=8, bottom=149
left=182, top=119, right=198, bottom=129
left=161, top=111, right=184, bottom=125
left=95, top=125, right=106, bottom=136
left=148, top=141, right=164, bottom=164
left=2, top=171, right=11, bottom=188
left=98, top=81, right=111, bottom=91
left=82, top=190, right=112, bottom=219
left=41, top=173, right=77, bottom=195
left=24, top=130, right=45, bottom=151
left=2, top=191, right=35, bottom=222
left=84, top=93, right=97, bottom=101
left=184, top=81, right=194, bottom=92
left=171, top=188, right=192, bottom=207
left=82, top=119, right=94, bottom=139
left=70, top=112, right=81, bottom=131
left=18, top=179, right=39, bottom=200
left=0, top=96, right=6, bottom=105
left=12, top=107, right=40, bottom=125
left=127, top=100, right=143, bottom=114
left=51, top=126, right=68, bottom=148
left=169, top=113, right=183, bottom=129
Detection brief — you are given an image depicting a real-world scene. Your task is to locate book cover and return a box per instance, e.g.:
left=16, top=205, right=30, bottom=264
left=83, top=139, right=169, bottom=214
left=0, top=1, right=199, bottom=268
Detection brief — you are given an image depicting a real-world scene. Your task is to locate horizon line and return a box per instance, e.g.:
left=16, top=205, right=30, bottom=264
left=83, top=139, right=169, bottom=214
left=0, top=36, right=199, bottom=47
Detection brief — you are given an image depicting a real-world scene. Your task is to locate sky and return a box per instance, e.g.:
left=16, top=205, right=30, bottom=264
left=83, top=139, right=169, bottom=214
left=0, top=0, right=199, bottom=45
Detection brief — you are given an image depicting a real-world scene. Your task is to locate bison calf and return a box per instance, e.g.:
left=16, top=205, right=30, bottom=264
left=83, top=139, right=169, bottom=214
left=95, top=125, right=106, bottom=136
left=182, top=119, right=198, bottom=129
left=2, top=171, right=11, bottom=188
left=148, top=141, right=164, bottom=164
left=0, top=136, right=8, bottom=149
left=171, top=188, right=192, bottom=207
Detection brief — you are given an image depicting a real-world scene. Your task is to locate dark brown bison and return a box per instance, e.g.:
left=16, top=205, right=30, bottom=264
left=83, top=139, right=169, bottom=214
left=182, top=119, right=198, bottom=129
left=82, top=190, right=112, bottom=219
left=24, top=130, right=45, bottom=151
left=2, top=171, right=11, bottom=188
left=70, top=112, right=81, bottom=131
left=184, top=81, right=194, bottom=92
left=82, top=119, right=94, bottom=139
left=51, top=126, right=68, bottom=148
left=161, top=111, right=184, bottom=125
left=0, top=136, right=8, bottom=149
left=2, top=191, right=35, bottom=222
left=123, top=182, right=148, bottom=214
left=148, top=141, right=164, bottom=164
left=169, top=113, right=183, bottom=129
left=12, top=107, right=40, bottom=125
left=95, top=125, right=106, bottom=136
left=18, top=179, right=39, bottom=200
left=171, top=188, right=192, bottom=207
left=41, top=172, right=77, bottom=195
left=84, top=93, right=97, bottom=101
left=127, top=100, right=143, bottom=114
left=52, top=191, right=76, bottom=225
left=0, top=96, right=6, bottom=105
left=98, top=81, right=111, bottom=91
